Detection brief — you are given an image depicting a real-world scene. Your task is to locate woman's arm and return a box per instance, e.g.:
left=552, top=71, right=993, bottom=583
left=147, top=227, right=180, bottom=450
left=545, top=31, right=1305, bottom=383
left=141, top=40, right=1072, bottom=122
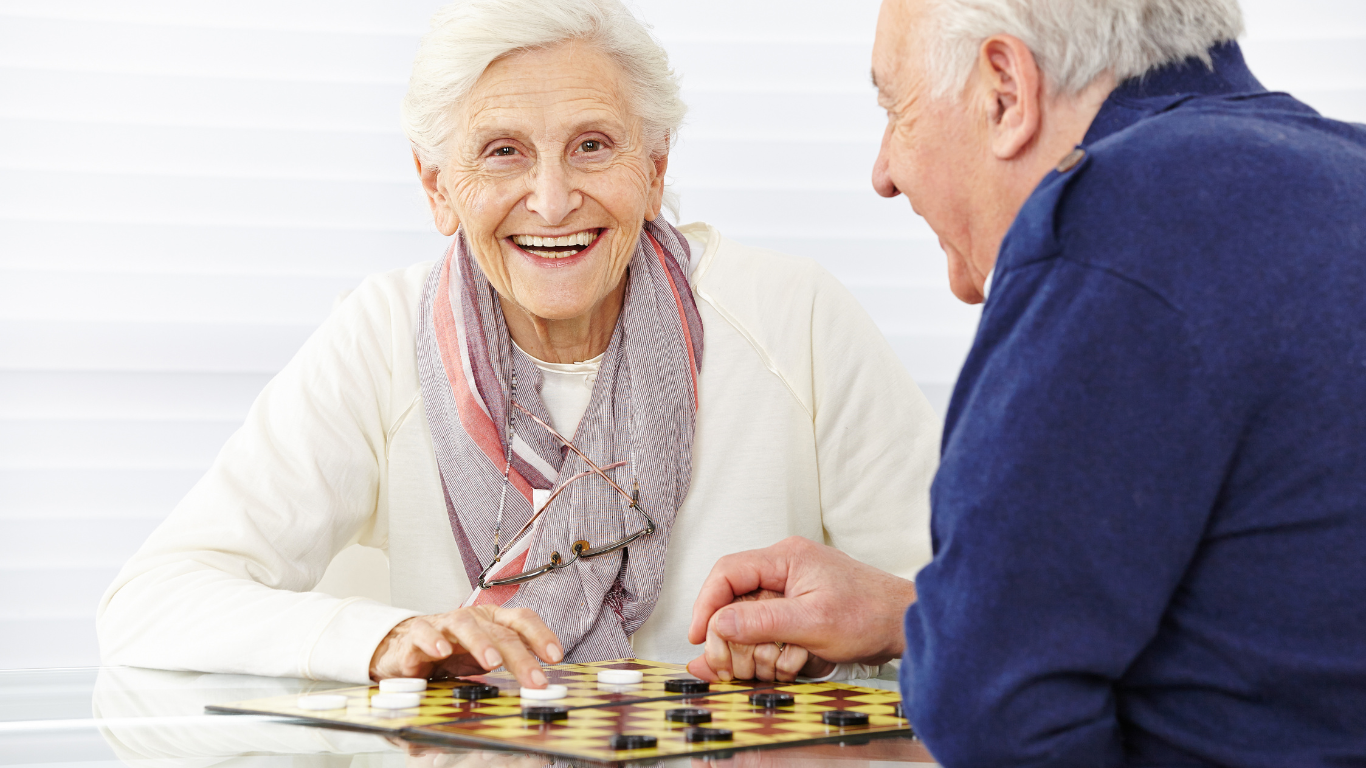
left=97, top=268, right=424, bottom=683
left=806, top=267, right=940, bottom=581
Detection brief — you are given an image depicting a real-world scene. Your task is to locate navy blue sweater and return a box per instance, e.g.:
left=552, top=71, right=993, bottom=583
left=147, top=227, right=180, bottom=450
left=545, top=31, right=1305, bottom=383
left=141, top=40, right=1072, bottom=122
left=902, top=43, right=1366, bottom=767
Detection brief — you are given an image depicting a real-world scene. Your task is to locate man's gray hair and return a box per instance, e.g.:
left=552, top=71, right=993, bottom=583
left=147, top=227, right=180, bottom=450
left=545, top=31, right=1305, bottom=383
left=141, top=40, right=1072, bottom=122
left=924, top=0, right=1245, bottom=97
left=401, top=0, right=686, bottom=168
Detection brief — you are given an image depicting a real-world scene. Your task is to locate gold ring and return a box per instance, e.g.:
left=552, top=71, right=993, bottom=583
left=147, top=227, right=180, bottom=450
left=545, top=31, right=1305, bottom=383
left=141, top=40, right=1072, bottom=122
left=774, top=641, right=786, bottom=654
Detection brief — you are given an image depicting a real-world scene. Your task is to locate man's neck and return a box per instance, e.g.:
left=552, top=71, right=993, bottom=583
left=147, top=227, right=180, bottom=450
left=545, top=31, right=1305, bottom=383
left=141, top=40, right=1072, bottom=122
left=970, top=75, right=1117, bottom=291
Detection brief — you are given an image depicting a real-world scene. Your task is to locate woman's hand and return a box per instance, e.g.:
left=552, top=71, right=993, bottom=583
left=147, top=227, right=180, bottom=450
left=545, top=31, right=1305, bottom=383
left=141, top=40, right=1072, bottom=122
left=369, top=605, right=563, bottom=687
left=688, top=589, right=835, bottom=682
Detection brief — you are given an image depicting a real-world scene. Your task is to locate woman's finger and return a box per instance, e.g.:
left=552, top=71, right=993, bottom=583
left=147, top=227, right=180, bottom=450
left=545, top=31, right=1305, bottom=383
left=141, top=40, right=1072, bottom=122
left=493, top=606, right=564, bottom=664
left=751, top=640, right=779, bottom=681
left=432, top=610, right=504, bottom=672
left=484, top=622, right=549, bottom=688
left=775, top=644, right=808, bottom=682
left=406, top=617, right=454, bottom=661
left=375, top=618, right=444, bottom=679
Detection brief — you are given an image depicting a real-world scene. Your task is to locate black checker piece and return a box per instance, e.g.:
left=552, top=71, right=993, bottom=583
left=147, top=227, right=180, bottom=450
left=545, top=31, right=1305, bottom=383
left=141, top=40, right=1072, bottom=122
left=666, top=707, right=712, bottom=724
left=664, top=678, right=710, bottom=694
left=684, top=727, right=734, bottom=743
left=452, top=684, right=500, bottom=700
left=609, top=734, right=657, bottom=750
left=749, top=691, right=795, bottom=708
left=822, top=710, right=870, bottom=727
left=522, top=705, right=569, bottom=722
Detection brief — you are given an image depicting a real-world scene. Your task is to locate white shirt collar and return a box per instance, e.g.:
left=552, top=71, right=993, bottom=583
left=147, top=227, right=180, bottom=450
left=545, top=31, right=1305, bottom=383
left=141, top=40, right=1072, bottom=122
left=982, top=268, right=995, bottom=300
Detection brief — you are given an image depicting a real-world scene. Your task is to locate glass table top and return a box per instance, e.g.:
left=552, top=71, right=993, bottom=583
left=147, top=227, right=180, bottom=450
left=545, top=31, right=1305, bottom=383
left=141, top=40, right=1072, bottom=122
left=1, top=667, right=937, bottom=767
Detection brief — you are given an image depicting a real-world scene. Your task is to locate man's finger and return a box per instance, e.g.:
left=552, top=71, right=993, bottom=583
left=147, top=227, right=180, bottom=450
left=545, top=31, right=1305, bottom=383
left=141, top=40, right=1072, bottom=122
left=687, top=543, right=798, bottom=645
left=747, top=640, right=776, bottom=681
left=494, top=606, right=563, bottom=664
left=686, top=654, right=721, bottom=682
left=710, top=594, right=812, bottom=648
left=775, top=644, right=807, bottom=682
left=704, top=611, right=736, bottom=681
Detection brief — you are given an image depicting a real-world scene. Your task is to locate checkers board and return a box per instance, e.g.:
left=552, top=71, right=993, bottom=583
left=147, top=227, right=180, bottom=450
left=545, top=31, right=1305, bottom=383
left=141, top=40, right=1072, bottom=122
left=205, top=659, right=780, bottom=733
left=410, top=680, right=910, bottom=761
left=206, top=659, right=912, bottom=762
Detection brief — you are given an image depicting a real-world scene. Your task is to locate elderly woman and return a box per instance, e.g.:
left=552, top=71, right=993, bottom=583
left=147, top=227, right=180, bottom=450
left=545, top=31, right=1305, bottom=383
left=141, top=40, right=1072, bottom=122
left=97, top=0, right=940, bottom=687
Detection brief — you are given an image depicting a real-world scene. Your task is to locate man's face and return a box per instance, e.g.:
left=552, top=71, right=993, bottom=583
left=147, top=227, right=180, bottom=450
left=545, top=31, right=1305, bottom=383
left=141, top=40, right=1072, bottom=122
left=872, top=0, right=993, bottom=304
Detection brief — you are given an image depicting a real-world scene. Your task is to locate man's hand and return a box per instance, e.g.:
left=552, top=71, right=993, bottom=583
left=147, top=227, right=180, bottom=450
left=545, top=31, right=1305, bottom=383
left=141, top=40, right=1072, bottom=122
left=370, top=605, right=563, bottom=688
left=686, top=537, right=917, bottom=680
left=686, top=589, right=836, bottom=682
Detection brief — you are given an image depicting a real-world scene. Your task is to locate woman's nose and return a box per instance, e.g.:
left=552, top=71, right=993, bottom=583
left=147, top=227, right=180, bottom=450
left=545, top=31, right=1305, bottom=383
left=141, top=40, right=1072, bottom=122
left=525, top=161, right=582, bottom=226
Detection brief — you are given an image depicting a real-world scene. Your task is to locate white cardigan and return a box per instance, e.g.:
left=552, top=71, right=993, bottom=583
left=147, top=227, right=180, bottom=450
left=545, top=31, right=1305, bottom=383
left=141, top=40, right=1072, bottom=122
left=97, top=223, right=941, bottom=683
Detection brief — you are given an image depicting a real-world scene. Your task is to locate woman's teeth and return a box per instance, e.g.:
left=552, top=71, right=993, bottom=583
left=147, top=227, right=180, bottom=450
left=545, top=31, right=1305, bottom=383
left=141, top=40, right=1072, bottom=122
left=511, top=231, right=598, bottom=259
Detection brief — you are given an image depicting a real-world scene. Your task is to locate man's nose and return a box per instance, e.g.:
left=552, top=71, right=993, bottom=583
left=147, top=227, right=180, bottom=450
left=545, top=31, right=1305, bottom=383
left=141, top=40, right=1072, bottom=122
left=525, top=161, right=582, bottom=225
left=872, top=125, right=901, bottom=199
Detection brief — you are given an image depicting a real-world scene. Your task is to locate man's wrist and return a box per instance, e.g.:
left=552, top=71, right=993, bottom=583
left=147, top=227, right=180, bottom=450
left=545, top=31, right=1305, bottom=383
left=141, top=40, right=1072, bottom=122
left=877, top=577, right=917, bottom=661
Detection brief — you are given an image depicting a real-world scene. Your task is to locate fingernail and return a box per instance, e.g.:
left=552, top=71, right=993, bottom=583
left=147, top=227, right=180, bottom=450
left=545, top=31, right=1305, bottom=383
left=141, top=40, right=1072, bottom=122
left=716, top=610, right=738, bottom=639
left=484, top=648, right=503, bottom=669
left=531, top=669, right=548, bottom=687
left=547, top=643, right=563, bottom=663
left=436, top=640, right=452, bottom=656
left=718, top=670, right=732, bottom=682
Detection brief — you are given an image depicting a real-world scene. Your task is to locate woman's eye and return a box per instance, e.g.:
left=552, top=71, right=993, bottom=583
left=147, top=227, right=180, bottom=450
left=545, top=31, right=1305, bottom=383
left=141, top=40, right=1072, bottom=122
left=492, top=146, right=517, bottom=156
left=580, top=140, right=602, bottom=152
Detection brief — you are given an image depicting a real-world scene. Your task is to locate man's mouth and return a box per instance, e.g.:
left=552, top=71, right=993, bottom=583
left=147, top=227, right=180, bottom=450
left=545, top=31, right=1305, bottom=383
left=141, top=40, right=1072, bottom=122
left=510, top=229, right=601, bottom=259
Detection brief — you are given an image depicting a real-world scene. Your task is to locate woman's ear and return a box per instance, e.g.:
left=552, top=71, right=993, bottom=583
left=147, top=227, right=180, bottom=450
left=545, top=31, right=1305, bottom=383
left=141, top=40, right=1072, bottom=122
left=976, top=35, right=1042, bottom=160
left=414, top=150, right=460, bottom=235
left=644, top=153, right=669, bottom=222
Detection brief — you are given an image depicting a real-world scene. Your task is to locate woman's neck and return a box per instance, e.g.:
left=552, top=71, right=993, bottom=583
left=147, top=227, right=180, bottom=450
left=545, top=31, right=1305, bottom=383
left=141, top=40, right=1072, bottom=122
left=499, top=275, right=627, bottom=364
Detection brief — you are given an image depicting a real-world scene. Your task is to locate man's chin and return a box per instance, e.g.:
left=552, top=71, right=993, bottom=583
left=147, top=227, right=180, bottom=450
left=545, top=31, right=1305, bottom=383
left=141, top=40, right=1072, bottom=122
left=947, top=272, right=986, bottom=305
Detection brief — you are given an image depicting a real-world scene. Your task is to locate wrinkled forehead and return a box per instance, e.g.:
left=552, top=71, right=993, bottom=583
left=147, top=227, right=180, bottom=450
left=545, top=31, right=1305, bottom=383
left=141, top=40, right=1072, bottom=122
left=460, top=41, right=635, bottom=135
left=872, top=0, right=931, bottom=97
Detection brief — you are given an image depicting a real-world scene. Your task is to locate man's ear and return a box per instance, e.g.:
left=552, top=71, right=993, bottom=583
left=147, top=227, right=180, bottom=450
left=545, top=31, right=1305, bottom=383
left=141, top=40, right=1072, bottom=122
left=413, top=150, right=460, bottom=236
left=644, top=152, right=669, bottom=222
left=976, top=35, right=1042, bottom=160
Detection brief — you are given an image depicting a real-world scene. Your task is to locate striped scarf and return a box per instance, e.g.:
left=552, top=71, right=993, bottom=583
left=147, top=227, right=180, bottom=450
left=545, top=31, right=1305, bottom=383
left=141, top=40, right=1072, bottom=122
left=415, top=219, right=703, bottom=661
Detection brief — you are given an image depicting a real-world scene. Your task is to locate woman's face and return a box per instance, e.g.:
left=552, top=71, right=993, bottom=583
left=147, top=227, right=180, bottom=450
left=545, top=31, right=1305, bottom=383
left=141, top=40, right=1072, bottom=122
left=425, top=41, right=667, bottom=323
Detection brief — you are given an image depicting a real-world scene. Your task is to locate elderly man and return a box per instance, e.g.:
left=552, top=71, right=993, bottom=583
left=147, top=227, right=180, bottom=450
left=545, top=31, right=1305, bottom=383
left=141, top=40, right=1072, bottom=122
left=687, top=0, right=1366, bottom=764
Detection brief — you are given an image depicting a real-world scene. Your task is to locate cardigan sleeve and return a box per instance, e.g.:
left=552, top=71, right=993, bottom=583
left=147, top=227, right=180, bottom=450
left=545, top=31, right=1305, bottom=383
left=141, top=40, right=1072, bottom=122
left=901, top=258, right=1225, bottom=766
left=807, top=266, right=940, bottom=580
left=96, top=269, right=423, bottom=683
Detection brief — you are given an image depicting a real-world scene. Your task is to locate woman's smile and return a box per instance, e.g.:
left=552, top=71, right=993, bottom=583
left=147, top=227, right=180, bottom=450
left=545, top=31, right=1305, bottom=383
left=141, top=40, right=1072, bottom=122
left=508, top=228, right=605, bottom=263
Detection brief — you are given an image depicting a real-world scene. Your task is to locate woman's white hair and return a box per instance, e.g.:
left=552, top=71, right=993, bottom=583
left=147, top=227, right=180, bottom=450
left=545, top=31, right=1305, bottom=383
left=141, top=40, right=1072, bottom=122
left=923, top=0, right=1245, bottom=97
left=401, top=0, right=685, bottom=168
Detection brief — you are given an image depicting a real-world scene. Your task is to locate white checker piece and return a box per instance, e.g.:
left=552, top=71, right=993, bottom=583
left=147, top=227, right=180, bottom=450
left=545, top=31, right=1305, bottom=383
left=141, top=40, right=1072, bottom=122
left=379, top=678, right=428, bottom=693
left=520, top=684, right=569, bottom=700
left=370, top=692, right=421, bottom=710
left=596, top=669, right=644, bottom=685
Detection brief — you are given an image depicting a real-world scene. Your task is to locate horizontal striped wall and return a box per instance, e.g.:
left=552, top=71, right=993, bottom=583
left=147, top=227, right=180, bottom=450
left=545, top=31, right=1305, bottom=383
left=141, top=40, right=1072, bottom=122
left=2, top=0, right=1364, bottom=670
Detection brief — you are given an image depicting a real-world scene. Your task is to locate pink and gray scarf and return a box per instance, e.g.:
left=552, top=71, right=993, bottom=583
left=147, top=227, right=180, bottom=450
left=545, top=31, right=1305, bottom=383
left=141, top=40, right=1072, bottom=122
left=415, top=219, right=703, bottom=661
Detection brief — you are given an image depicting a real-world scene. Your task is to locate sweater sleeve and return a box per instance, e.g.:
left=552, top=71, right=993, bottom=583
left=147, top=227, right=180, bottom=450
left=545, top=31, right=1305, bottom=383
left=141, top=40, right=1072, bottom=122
left=96, top=270, right=423, bottom=683
left=901, top=259, right=1223, bottom=766
left=808, top=267, right=940, bottom=580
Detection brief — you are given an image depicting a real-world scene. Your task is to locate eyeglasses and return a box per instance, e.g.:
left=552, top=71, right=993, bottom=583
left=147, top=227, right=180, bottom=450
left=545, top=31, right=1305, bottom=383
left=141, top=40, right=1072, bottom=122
left=476, top=401, right=657, bottom=590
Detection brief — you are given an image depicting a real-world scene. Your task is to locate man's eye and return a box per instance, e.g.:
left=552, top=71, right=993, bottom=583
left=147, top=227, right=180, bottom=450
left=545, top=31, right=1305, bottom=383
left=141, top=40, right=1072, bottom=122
left=493, top=146, right=516, bottom=156
left=580, top=140, right=602, bottom=152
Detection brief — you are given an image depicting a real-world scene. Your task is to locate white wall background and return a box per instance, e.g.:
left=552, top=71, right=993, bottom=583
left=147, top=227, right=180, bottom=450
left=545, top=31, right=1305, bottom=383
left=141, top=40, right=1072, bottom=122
left=2, top=0, right=1364, bottom=670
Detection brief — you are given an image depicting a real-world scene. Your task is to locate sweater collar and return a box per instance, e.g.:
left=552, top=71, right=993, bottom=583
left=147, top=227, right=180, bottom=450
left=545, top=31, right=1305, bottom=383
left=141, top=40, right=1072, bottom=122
left=1084, top=41, right=1266, bottom=146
